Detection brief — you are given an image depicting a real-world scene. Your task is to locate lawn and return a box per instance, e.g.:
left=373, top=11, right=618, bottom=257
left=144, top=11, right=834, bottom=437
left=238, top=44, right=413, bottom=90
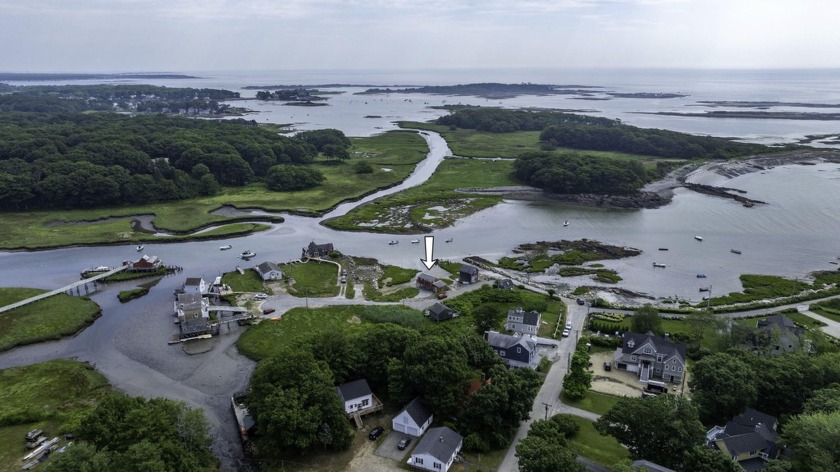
left=0, top=130, right=428, bottom=249
left=221, top=270, right=268, bottom=293
left=237, top=305, right=425, bottom=360
left=283, top=261, right=340, bottom=297
left=563, top=391, right=622, bottom=416
left=810, top=298, right=840, bottom=323
left=0, top=288, right=101, bottom=352
left=324, top=158, right=517, bottom=233
left=0, top=360, right=113, bottom=471
left=567, top=416, right=629, bottom=467
left=379, top=265, right=419, bottom=286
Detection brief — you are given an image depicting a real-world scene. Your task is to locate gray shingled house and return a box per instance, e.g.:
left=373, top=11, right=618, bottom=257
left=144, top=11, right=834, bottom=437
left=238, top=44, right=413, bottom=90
left=486, top=331, right=540, bottom=369
left=706, top=408, right=781, bottom=471
left=505, top=307, right=541, bottom=337
left=614, top=331, right=686, bottom=384
left=407, top=426, right=463, bottom=472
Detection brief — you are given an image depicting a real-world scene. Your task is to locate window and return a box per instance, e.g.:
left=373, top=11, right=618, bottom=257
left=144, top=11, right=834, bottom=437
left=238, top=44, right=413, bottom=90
left=678, top=367, right=683, bottom=372
left=644, top=348, right=652, bottom=354
left=631, top=355, right=637, bottom=361
left=749, top=450, right=757, bottom=456
left=627, top=340, right=635, bottom=348
left=434, top=463, right=442, bottom=469
left=361, top=399, right=369, bottom=407
left=665, top=365, right=669, bottom=370
left=517, top=347, right=521, bottom=353
left=656, top=354, right=664, bottom=362
left=416, top=458, right=423, bottom=465
left=500, top=350, right=506, bottom=356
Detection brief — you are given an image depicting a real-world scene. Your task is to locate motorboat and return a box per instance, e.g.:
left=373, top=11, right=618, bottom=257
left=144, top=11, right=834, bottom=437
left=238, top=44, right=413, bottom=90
left=220, top=245, right=232, bottom=250
left=410, top=239, right=420, bottom=244
left=699, top=287, right=710, bottom=292
left=240, top=250, right=256, bottom=259
left=731, top=249, right=742, bottom=254
left=653, top=262, right=666, bottom=268
left=388, top=240, right=399, bottom=245
left=136, top=245, right=144, bottom=251
left=563, top=220, right=569, bottom=227
left=697, top=273, right=707, bottom=278
left=658, top=248, right=669, bottom=251
left=694, top=236, right=703, bottom=241
left=445, top=238, right=453, bottom=243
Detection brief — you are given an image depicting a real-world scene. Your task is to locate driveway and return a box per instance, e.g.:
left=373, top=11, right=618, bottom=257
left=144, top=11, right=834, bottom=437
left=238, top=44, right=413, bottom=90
left=374, top=430, right=413, bottom=462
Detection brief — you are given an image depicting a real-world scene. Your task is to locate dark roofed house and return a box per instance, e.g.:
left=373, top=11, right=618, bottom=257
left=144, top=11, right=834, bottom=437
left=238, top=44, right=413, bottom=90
left=755, top=314, right=805, bottom=355
left=458, top=264, right=479, bottom=284
left=505, top=307, right=541, bottom=337
left=417, top=273, right=438, bottom=291
left=408, top=426, right=463, bottom=472
left=495, top=278, right=515, bottom=290
left=336, top=379, right=373, bottom=414
left=614, top=331, right=686, bottom=384
left=125, top=255, right=162, bottom=272
left=486, top=331, right=540, bottom=369
left=392, top=397, right=433, bottom=437
left=254, top=261, right=283, bottom=281
left=427, top=303, right=457, bottom=322
left=302, top=241, right=334, bottom=259
left=706, top=408, right=781, bottom=471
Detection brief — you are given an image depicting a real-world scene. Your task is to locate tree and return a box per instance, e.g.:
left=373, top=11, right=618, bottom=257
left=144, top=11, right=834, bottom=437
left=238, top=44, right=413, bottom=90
left=353, top=161, right=374, bottom=173
left=266, top=164, right=325, bottom=191
left=689, top=352, right=757, bottom=424
left=681, top=445, right=743, bottom=472
left=563, top=346, right=592, bottom=400
left=473, top=304, right=504, bottom=336
left=246, top=349, right=352, bottom=455
left=630, top=305, right=662, bottom=336
left=802, top=384, right=840, bottom=414
left=783, top=410, right=840, bottom=472
left=516, top=417, right=585, bottom=472
left=595, top=395, right=705, bottom=470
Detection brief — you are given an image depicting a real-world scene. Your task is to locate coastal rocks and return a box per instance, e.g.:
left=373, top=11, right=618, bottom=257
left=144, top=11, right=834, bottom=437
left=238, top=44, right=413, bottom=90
left=541, top=191, right=671, bottom=209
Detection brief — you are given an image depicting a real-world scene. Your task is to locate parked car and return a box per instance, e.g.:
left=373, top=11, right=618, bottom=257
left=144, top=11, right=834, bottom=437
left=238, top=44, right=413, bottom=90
left=398, top=437, right=412, bottom=450
left=340, top=275, right=347, bottom=284
left=262, top=308, right=275, bottom=315
left=562, top=329, right=571, bottom=337
left=436, top=293, right=448, bottom=299
left=368, top=426, right=384, bottom=440
left=254, top=293, right=268, bottom=300
left=565, top=321, right=572, bottom=330
left=576, top=298, right=585, bottom=305
left=604, top=362, right=612, bottom=371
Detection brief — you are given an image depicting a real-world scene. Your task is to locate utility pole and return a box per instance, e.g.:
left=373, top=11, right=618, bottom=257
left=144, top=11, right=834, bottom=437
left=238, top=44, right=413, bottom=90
left=542, top=402, right=551, bottom=420
left=706, top=285, right=712, bottom=310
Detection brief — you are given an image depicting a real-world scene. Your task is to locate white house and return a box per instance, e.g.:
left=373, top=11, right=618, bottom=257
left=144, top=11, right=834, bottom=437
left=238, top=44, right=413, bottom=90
left=408, top=426, right=463, bottom=472
left=254, top=261, right=283, bottom=281
left=505, top=307, right=540, bottom=337
left=336, top=379, right=373, bottom=414
left=182, top=277, right=208, bottom=295
left=392, top=397, right=433, bottom=437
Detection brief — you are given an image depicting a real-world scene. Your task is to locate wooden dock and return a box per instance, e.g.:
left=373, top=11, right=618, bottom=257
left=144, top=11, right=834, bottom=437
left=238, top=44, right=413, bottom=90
left=0, top=266, right=128, bottom=315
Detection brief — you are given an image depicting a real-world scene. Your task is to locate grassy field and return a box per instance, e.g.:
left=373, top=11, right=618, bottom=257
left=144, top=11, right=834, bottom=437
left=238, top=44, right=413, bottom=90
left=379, top=265, right=419, bottom=286
left=810, top=299, right=840, bottom=323
left=324, top=158, right=517, bottom=233
left=0, top=288, right=101, bottom=352
left=237, top=305, right=425, bottom=360
left=0, top=360, right=113, bottom=471
left=222, top=270, right=268, bottom=293
left=117, top=287, right=149, bottom=303
left=0, top=130, right=428, bottom=249
left=567, top=416, right=629, bottom=467
left=362, top=284, right=419, bottom=302
left=563, top=391, right=622, bottom=416
left=283, top=261, right=340, bottom=297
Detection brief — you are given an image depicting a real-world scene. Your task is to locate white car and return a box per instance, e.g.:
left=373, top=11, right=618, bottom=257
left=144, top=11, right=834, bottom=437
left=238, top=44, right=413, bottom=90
left=562, top=329, right=571, bottom=337
left=254, top=293, right=268, bottom=300
left=565, top=321, right=572, bottom=330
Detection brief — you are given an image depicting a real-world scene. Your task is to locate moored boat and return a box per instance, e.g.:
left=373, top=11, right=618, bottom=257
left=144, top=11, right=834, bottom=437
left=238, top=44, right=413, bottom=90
left=388, top=240, right=399, bottom=245
left=731, top=249, right=742, bottom=254
left=220, top=245, right=232, bottom=250
left=410, top=239, right=420, bottom=244
left=699, top=287, right=710, bottom=292
left=563, top=220, right=569, bottom=227
left=653, top=262, right=666, bottom=268
left=658, top=248, right=669, bottom=251
left=136, top=244, right=144, bottom=251
left=240, top=250, right=256, bottom=259
left=694, top=236, right=703, bottom=241
left=445, top=238, right=453, bottom=243
left=697, top=273, right=707, bottom=278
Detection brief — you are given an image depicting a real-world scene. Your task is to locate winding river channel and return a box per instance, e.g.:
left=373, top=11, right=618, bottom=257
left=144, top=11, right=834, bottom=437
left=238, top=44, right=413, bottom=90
left=1, top=127, right=840, bottom=469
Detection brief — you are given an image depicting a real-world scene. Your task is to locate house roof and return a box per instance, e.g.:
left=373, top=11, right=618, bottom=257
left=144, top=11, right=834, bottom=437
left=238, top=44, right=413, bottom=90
left=497, top=279, right=515, bottom=289
left=255, top=261, right=280, bottom=275
left=398, top=397, right=433, bottom=427
left=413, top=426, right=462, bottom=464
left=432, top=280, right=449, bottom=289
left=184, top=277, right=203, bottom=286
left=336, top=379, right=372, bottom=402
left=417, top=273, right=437, bottom=283
left=429, top=303, right=453, bottom=316
left=307, top=241, right=333, bottom=253
left=622, top=332, right=686, bottom=363
left=487, top=331, right=537, bottom=352
left=459, top=264, right=479, bottom=275
left=509, top=307, right=540, bottom=326
left=734, top=408, right=778, bottom=431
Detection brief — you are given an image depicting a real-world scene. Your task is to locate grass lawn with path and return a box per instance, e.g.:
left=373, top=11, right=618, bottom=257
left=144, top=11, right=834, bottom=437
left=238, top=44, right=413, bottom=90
left=283, top=261, right=340, bottom=297
left=563, top=391, right=622, bottom=416
left=567, top=416, right=629, bottom=467
left=0, top=288, right=101, bottom=352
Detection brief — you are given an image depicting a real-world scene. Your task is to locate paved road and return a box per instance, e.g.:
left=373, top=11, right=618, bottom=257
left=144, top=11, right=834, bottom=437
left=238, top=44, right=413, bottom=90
left=803, top=309, right=840, bottom=338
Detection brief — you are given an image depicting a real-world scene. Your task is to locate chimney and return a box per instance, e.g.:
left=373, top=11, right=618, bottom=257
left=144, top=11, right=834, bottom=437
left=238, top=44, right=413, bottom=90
left=439, top=436, right=444, bottom=442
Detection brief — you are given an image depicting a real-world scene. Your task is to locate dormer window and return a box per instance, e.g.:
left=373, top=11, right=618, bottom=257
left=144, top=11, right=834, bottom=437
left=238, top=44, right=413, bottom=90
left=627, top=340, right=635, bottom=348
left=644, top=348, right=652, bottom=354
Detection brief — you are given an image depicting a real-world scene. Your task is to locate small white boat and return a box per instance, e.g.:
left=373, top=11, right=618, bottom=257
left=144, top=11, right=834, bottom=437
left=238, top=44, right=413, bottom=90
left=410, top=239, right=420, bottom=244
left=240, top=250, right=256, bottom=259
left=563, top=220, right=569, bottom=227
left=694, top=236, right=703, bottom=241
left=136, top=245, right=144, bottom=251
left=220, top=245, right=232, bottom=250
left=445, top=238, right=453, bottom=243
left=388, top=240, right=399, bottom=245
left=653, top=262, right=666, bottom=268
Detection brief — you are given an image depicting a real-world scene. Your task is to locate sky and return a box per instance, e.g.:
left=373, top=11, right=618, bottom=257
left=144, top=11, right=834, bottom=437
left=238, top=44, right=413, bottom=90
left=1, top=0, right=838, bottom=72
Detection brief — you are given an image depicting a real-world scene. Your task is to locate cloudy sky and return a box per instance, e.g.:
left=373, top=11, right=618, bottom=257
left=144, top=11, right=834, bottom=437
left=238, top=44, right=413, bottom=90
left=1, top=0, right=837, bottom=72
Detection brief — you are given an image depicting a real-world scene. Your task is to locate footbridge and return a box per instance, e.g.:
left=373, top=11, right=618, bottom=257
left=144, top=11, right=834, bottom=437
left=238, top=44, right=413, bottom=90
left=0, top=266, right=128, bottom=315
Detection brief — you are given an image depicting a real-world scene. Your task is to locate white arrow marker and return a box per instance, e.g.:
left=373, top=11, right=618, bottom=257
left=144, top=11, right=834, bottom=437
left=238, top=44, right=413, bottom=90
left=421, top=235, right=439, bottom=270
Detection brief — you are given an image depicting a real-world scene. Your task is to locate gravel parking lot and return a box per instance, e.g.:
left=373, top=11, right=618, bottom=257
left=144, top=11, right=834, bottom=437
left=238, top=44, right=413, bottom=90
left=375, top=430, right=413, bottom=462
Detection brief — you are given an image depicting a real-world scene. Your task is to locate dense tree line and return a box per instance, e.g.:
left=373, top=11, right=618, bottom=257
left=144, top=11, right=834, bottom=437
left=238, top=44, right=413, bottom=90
left=43, top=395, right=216, bottom=472
left=436, top=107, right=772, bottom=158
left=437, top=107, right=616, bottom=133
left=255, top=88, right=326, bottom=101
left=516, top=415, right=585, bottom=472
left=0, top=113, right=348, bottom=210
left=512, top=151, right=647, bottom=195
left=245, top=321, right=541, bottom=459
left=3, top=83, right=239, bottom=101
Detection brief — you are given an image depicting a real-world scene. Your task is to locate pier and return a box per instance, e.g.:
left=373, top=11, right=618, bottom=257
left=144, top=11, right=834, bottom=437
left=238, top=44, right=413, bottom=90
left=0, top=266, right=128, bottom=315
